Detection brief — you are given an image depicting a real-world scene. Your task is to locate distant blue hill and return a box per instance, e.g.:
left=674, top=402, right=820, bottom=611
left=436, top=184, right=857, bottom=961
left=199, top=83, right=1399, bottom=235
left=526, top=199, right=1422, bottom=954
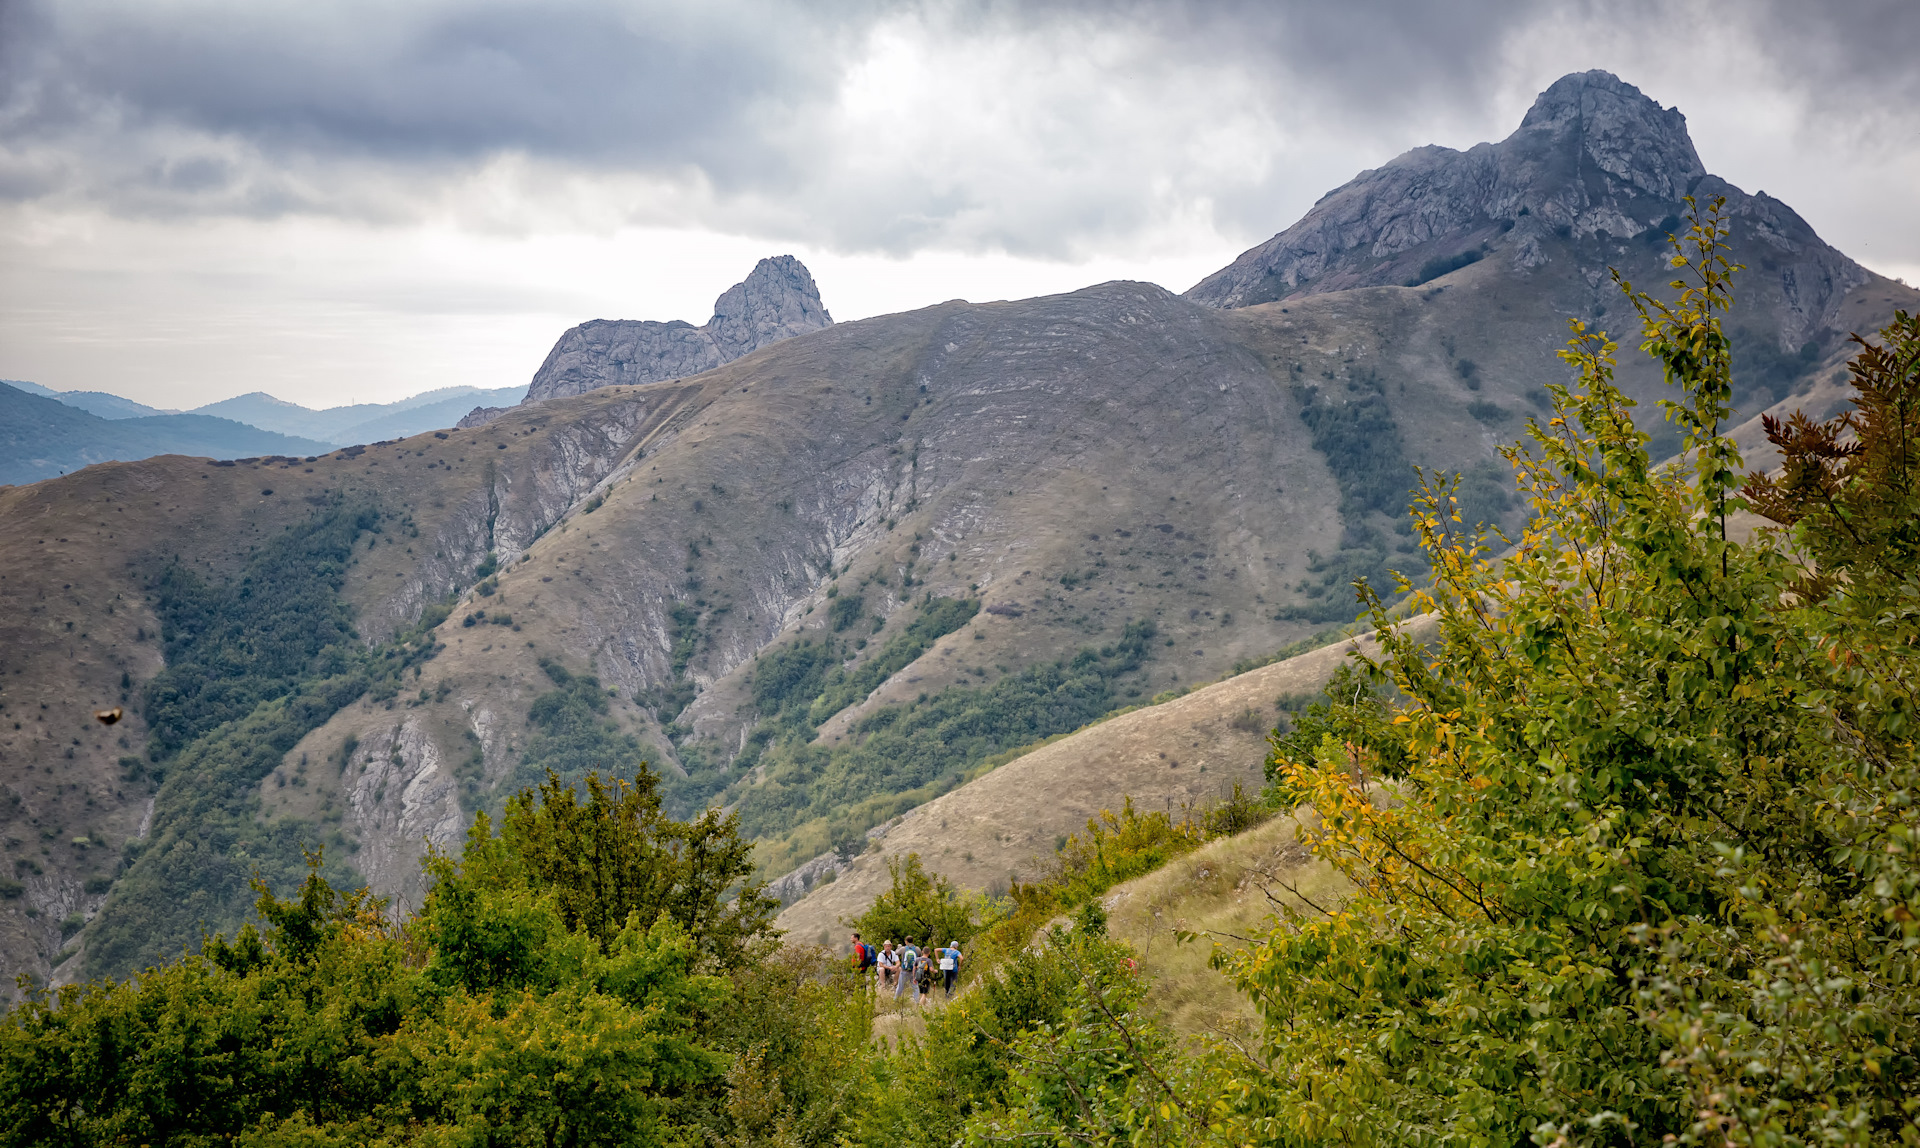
left=47, top=390, right=175, bottom=419
left=0, top=384, right=334, bottom=486
left=2, top=381, right=529, bottom=451
left=192, top=385, right=528, bottom=445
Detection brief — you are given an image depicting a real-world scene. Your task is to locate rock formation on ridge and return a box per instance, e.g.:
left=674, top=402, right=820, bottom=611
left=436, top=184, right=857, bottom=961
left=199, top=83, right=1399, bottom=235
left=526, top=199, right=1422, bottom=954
left=460, top=255, right=832, bottom=427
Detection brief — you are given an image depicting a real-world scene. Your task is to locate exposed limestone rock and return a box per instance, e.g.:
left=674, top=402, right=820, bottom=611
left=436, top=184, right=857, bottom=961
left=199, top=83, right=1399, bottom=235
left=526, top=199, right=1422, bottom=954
left=458, top=256, right=831, bottom=427
left=456, top=405, right=511, bottom=428
left=336, top=716, right=467, bottom=910
left=704, top=255, right=834, bottom=363
left=533, top=256, right=831, bottom=402
left=358, top=389, right=683, bottom=641
left=1187, top=69, right=1866, bottom=338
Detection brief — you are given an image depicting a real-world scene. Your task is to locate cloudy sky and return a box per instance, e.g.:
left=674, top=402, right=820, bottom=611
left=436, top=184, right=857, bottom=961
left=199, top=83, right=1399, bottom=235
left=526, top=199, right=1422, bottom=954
left=2, top=0, right=1916, bottom=410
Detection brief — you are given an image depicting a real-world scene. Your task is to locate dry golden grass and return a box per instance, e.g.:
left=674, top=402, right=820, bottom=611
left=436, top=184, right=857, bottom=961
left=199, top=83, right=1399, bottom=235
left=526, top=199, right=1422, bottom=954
left=1100, top=811, right=1348, bottom=1042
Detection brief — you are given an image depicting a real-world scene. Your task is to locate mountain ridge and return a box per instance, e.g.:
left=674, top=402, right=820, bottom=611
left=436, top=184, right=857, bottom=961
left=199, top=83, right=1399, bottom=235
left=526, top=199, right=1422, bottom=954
left=196, top=385, right=530, bottom=445
left=0, top=381, right=533, bottom=474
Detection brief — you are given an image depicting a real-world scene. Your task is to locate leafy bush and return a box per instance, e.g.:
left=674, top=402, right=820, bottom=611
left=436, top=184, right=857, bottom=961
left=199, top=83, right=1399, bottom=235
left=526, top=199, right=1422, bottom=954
left=827, top=592, right=864, bottom=632
left=964, top=798, right=1206, bottom=966
left=1263, top=659, right=1408, bottom=802
left=0, top=770, right=819, bottom=1145
left=851, top=927, right=1145, bottom=1148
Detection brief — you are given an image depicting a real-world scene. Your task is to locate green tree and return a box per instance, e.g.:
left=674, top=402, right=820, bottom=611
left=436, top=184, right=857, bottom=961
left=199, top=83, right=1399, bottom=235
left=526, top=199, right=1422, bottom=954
left=852, top=852, right=979, bottom=948
left=1263, top=659, right=1409, bottom=801
left=700, top=944, right=874, bottom=1148
left=482, top=768, right=778, bottom=967
left=2, top=855, right=730, bottom=1146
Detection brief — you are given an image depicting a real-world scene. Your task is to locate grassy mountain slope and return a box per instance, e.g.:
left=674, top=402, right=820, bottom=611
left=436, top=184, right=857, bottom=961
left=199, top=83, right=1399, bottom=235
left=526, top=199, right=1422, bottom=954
left=770, top=626, right=1397, bottom=945
left=2, top=262, right=1912, bottom=987
left=267, top=280, right=1481, bottom=918
left=1101, top=810, right=1344, bottom=1041
left=0, top=385, right=680, bottom=986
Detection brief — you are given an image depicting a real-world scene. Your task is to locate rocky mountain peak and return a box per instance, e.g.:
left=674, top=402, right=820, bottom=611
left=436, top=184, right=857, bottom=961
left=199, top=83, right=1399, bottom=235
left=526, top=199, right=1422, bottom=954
left=487, top=256, right=834, bottom=414
left=708, top=255, right=834, bottom=359
left=1509, top=69, right=1704, bottom=208
left=1184, top=70, right=1856, bottom=317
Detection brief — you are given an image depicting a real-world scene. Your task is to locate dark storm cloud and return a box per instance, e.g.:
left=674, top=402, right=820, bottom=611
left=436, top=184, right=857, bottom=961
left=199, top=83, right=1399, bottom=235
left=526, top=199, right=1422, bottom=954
left=2, top=0, right=1917, bottom=253
left=1750, top=0, right=1920, bottom=105
left=1088, top=0, right=1536, bottom=109
left=0, top=2, right=865, bottom=195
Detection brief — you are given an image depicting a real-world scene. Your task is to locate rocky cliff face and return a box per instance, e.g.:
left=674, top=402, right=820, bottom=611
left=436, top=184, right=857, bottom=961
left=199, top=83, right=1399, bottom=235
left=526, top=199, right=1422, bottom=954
left=513, top=256, right=832, bottom=408
left=1187, top=69, right=1867, bottom=345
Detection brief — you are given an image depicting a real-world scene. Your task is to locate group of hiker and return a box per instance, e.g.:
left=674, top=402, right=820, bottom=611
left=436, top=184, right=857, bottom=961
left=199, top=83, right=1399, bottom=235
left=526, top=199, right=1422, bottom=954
left=849, top=932, right=963, bottom=1004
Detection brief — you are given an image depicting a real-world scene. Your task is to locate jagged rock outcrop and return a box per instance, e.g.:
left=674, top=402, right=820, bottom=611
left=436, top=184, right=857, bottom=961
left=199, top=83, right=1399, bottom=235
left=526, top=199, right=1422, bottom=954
left=1187, top=70, right=1866, bottom=335
left=455, top=405, right=511, bottom=429
left=464, top=257, right=832, bottom=431
left=702, top=256, right=835, bottom=367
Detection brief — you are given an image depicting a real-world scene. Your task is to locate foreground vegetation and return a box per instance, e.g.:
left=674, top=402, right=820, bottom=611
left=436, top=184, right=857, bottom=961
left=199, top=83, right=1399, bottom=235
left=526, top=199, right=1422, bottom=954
left=8, top=203, right=1918, bottom=1146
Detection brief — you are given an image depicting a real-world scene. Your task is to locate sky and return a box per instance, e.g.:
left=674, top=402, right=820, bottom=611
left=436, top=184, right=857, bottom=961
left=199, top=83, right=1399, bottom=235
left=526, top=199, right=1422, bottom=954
left=2, top=0, right=1917, bottom=411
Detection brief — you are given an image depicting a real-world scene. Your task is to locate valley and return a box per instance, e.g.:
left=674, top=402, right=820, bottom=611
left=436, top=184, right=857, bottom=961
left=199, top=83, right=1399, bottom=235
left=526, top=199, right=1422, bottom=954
left=0, top=71, right=1916, bottom=993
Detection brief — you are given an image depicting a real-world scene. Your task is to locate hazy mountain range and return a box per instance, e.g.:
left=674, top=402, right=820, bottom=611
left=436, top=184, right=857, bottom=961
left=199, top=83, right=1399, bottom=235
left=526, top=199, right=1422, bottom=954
left=1, top=71, right=1915, bottom=988
left=0, top=380, right=528, bottom=485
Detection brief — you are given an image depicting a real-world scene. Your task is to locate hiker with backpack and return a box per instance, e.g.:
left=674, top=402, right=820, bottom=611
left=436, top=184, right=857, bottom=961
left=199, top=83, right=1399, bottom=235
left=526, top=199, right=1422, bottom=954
left=895, top=939, right=918, bottom=1000
left=877, top=940, right=899, bottom=992
left=849, top=932, right=877, bottom=981
left=913, top=938, right=935, bottom=1005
